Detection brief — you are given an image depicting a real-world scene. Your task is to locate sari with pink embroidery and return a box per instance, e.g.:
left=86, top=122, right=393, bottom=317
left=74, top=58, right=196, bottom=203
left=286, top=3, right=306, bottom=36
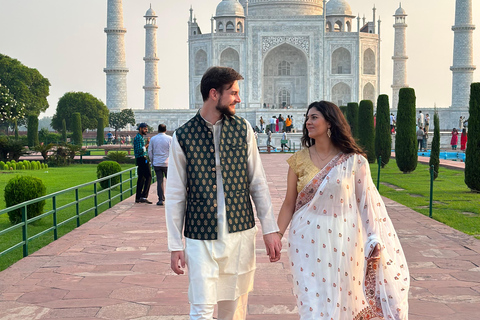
left=286, top=151, right=409, bottom=320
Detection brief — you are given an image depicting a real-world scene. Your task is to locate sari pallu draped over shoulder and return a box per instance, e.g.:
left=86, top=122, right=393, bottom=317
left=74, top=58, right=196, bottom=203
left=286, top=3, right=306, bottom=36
left=287, top=153, right=409, bottom=320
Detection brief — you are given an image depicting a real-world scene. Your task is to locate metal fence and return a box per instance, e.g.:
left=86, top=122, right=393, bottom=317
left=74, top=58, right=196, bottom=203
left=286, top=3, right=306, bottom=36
left=0, top=166, right=155, bottom=260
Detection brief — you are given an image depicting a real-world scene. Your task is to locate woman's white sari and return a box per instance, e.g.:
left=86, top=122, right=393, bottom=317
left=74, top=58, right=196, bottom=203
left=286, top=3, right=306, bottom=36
left=287, top=152, right=409, bottom=320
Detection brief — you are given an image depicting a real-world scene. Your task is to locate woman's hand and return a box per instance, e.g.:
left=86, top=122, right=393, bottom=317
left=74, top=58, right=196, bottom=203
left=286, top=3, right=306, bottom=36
left=367, top=243, right=381, bottom=263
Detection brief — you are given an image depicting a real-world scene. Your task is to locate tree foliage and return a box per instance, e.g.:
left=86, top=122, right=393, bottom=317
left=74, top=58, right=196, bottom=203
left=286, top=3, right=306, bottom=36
left=395, top=88, right=418, bottom=173
left=0, top=82, right=25, bottom=135
left=61, top=119, right=67, bottom=144
left=27, top=115, right=39, bottom=148
left=4, top=176, right=46, bottom=225
left=109, top=109, right=136, bottom=138
left=375, top=95, right=392, bottom=168
left=358, top=100, right=375, bottom=163
left=429, top=110, right=440, bottom=180
left=0, top=54, right=50, bottom=118
left=51, top=92, right=109, bottom=132
left=346, top=102, right=359, bottom=139
left=71, top=113, right=82, bottom=146
left=465, top=83, right=480, bottom=191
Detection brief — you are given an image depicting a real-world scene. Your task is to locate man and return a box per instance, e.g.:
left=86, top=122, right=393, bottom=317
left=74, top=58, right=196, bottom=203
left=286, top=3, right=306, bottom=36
left=418, top=110, right=424, bottom=128
left=166, top=66, right=281, bottom=320
left=106, top=131, right=113, bottom=144
left=134, top=123, right=152, bottom=204
left=148, top=124, right=172, bottom=206
left=270, top=115, right=276, bottom=133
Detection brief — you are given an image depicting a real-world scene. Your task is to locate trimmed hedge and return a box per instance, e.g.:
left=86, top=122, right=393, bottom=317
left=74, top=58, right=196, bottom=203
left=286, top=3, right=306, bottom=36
left=395, top=88, right=418, bottom=173
left=346, top=102, right=359, bottom=139
left=97, top=117, right=104, bottom=146
left=358, top=100, right=375, bottom=163
left=97, top=161, right=122, bottom=189
left=4, top=175, right=46, bottom=225
left=62, top=119, right=67, bottom=144
left=429, top=110, right=440, bottom=180
left=375, top=94, right=392, bottom=167
left=27, top=115, right=39, bottom=148
left=72, top=113, right=82, bottom=146
left=465, top=83, right=480, bottom=191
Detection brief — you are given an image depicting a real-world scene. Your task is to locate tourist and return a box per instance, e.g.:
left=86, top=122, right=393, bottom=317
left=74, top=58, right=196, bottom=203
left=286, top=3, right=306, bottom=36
left=280, top=129, right=290, bottom=151
left=133, top=123, right=152, bottom=204
left=285, top=115, right=292, bottom=132
left=390, top=113, right=396, bottom=133
left=416, top=126, right=425, bottom=151
left=459, top=116, right=465, bottom=131
left=165, top=66, right=281, bottom=320
left=278, top=114, right=284, bottom=133
left=451, top=128, right=459, bottom=150
left=425, top=113, right=430, bottom=132
left=106, top=131, right=113, bottom=144
left=270, top=115, right=276, bottom=133
left=259, top=116, right=265, bottom=132
left=148, top=124, right=172, bottom=206
left=461, top=128, right=467, bottom=151
left=276, top=100, right=410, bottom=320
left=417, top=110, right=424, bottom=128
left=423, top=126, right=428, bottom=151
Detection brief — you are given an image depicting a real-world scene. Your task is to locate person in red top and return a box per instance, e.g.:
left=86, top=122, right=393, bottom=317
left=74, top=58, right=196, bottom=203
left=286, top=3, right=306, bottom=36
left=451, top=128, right=459, bottom=150
left=461, top=128, right=467, bottom=151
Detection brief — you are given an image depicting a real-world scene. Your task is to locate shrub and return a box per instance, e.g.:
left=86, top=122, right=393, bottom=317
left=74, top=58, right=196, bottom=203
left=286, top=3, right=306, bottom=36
left=47, top=145, right=71, bottom=167
left=62, top=119, right=67, bottom=144
left=10, top=162, right=16, bottom=170
left=27, top=115, right=40, bottom=148
left=465, top=83, right=480, bottom=191
left=0, top=138, right=26, bottom=161
left=339, top=106, right=347, bottom=117
left=429, top=110, right=440, bottom=180
left=104, top=151, right=130, bottom=163
left=19, top=164, right=25, bottom=170
left=358, top=100, right=375, bottom=163
left=71, top=113, right=82, bottom=146
left=97, top=161, right=122, bottom=189
left=346, top=102, right=359, bottom=139
left=395, top=88, right=418, bottom=173
left=3, top=164, right=7, bottom=170
left=0, top=161, right=4, bottom=168
left=375, top=95, right=392, bottom=167
left=4, top=176, right=46, bottom=225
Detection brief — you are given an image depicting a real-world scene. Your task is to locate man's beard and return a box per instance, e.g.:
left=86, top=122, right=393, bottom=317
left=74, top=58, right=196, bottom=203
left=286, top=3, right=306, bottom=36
left=216, top=100, right=236, bottom=117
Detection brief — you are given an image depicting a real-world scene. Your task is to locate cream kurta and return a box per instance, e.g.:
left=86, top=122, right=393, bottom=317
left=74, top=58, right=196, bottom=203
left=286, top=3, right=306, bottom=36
left=287, top=151, right=409, bottom=320
left=166, top=115, right=278, bottom=304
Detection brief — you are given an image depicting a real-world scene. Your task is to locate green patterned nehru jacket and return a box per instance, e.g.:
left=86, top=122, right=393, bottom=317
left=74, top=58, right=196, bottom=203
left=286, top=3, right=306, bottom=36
left=175, top=112, right=255, bottom=240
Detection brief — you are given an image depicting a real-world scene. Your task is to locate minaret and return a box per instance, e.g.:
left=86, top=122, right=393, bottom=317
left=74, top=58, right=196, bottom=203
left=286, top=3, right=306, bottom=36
left=104, top=0, right=128, bottom=110
left=391, top=3, right=408, bottom=110
left=451, top=0, right=476, bottom=110
left=143, top=5, right=160, bottom=110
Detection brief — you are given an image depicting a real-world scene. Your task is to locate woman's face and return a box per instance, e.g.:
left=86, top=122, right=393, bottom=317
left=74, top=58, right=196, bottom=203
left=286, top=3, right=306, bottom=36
left=305, top=107, right=329, bottom=140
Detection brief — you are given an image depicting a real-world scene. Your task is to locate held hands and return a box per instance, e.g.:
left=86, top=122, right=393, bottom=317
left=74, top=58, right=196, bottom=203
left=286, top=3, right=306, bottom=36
left=170, top=251, right=186, bottom=275
left=263, top=232, right=282, bottom=262
left=367, top=243, right=381, bottom=264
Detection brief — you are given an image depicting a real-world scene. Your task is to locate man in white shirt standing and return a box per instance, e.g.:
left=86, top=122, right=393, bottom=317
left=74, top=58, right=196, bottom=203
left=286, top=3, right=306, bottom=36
left=166, top=66, right=281, bottom=320
left=148, top=124, right=172, bottom=206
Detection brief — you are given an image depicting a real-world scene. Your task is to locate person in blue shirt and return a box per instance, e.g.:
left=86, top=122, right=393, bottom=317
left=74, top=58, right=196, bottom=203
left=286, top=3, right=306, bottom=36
left=134, top=123, right=152, bottom=204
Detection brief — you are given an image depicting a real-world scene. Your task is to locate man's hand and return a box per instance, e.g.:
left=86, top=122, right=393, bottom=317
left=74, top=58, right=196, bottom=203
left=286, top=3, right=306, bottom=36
left=263, top=233, right=282, bottom=262
left=171, top=251, right=186, bottom=275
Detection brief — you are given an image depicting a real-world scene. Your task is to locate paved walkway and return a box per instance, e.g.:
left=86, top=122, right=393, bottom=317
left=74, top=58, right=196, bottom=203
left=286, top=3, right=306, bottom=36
left=1, top=154, right=479, bottom=320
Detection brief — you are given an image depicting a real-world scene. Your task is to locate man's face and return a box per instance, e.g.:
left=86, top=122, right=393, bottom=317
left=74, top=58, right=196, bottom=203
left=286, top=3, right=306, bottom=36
left=215, top=81, right=241, bottom=117
left=139, top=127, right=148, bottom=135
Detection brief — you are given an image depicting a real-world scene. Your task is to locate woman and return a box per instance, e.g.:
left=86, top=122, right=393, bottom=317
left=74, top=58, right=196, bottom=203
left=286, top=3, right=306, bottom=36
left=451, top=128, right=459, bottom=150
left=277, top=101, right=409, bottom=320
left=460, top=128, right=467, bottom=151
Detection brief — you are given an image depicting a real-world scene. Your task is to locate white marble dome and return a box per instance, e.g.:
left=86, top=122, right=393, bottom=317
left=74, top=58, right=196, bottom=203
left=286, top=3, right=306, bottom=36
left=325, top=0, right=352, bottom=16
left=216, top=0, right=245, bottom=17
left=239, top=0, right=323, bottom=16
left=145, top=6, right=156, bottom=17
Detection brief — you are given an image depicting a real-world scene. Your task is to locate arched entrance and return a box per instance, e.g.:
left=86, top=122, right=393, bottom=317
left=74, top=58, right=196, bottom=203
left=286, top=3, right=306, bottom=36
left=263, top=43, right=308, bottom=109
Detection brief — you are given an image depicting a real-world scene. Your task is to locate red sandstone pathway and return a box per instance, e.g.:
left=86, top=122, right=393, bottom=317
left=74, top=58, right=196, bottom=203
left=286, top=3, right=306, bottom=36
left=1, top=154, right=479, bottom=320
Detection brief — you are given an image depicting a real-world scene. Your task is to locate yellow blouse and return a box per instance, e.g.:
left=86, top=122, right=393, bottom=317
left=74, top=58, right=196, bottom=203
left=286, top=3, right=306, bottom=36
left=286, top=148, right=320, bottom=193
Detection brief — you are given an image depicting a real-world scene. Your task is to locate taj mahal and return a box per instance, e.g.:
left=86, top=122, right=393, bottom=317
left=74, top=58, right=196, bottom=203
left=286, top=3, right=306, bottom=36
left=104, top=0, right=475, bottom=132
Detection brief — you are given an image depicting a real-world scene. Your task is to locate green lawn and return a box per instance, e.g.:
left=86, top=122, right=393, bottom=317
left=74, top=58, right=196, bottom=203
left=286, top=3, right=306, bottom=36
left=372, top=160, right=480, bottom=239
left=0, top=164, right=135, bottom=271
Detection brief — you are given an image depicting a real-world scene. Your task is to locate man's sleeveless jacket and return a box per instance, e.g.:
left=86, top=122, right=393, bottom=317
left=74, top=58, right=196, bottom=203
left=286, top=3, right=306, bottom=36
left=175, top=113, right=255, bottom=240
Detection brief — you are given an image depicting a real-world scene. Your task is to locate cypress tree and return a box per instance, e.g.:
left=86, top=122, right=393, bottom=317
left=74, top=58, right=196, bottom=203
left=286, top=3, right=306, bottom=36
left=375, top=95, right=391, bottom=167
left=429, top=110, right=440, bottom=180
left=346, top=102, right=359, bottom=139
left=71, top=113, right=82, bottom=146
left=61, top=119, right=67, bottom=144
left=465, top=83, right=480, bottom=191
left=27, top=115, right=39, bottom=148
left=97, top=117, right=104, bottom=146
left=395, top=88, right=417, bottom=173
left=358, top=100, right=375, bottom=163
left=339, top=106, right=347, bottom=117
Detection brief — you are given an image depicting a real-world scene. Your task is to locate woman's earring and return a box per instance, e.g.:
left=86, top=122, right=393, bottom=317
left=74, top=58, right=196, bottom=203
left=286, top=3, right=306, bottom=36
left=327, top=128, right=332, bottom=138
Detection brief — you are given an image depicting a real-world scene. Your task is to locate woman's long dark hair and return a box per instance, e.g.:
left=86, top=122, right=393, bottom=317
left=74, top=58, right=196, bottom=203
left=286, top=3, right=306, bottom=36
left=301, top=101, right=365, bottom=156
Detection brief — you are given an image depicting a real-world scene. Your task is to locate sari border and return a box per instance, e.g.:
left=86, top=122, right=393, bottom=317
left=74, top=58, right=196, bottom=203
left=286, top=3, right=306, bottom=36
left=294, top=153, right=352, bottom=213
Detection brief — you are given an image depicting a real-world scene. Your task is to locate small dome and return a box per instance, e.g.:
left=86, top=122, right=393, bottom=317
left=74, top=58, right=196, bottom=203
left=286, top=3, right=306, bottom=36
left=395, top=4, right=406, bottom=16
left=145, top=6, right=157, bottom=17
left=215, top=0, right=245, bottom=17
left=325, top=0, right=352, bottom=16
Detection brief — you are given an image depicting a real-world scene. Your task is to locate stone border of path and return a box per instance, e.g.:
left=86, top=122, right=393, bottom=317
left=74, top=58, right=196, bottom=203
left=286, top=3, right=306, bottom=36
left=0, top=154, right=478, bottom=320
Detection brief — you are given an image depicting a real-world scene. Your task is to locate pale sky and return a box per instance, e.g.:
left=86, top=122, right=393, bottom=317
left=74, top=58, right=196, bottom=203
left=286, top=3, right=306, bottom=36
left=0, top=0, right=478, bottom=118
